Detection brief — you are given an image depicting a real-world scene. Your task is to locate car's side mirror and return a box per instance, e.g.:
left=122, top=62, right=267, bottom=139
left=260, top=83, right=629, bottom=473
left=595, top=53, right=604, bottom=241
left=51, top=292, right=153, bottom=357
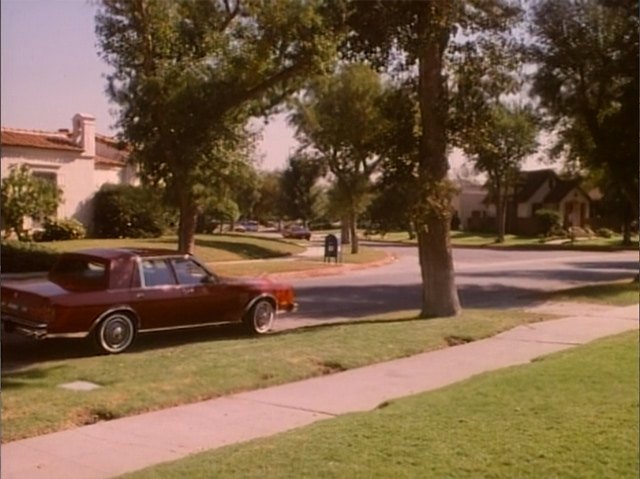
left=201, top=275, right=218, bottom=284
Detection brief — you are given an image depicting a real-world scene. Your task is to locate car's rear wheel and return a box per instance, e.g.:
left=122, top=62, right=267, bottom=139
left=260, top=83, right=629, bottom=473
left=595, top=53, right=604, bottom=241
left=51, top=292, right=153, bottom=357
left=244, top=299, right=275, bottom=335
left=94, top=312, right=136, bottom=354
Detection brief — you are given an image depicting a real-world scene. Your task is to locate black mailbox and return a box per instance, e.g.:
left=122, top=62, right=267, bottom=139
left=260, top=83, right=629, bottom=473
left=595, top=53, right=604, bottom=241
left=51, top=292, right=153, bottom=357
left=324, top=234, right=340, bottom=263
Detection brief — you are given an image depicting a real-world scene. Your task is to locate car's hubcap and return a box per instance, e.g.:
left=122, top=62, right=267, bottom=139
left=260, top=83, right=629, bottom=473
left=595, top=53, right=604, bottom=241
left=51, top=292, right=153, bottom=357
left=254, top=302, right=273, bottom=332
left=104, top=317, right=131, bottom=349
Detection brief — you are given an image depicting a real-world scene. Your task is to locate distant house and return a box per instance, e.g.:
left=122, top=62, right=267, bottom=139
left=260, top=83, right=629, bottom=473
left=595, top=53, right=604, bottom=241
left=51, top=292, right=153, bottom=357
left=506, top=169, right=591, bottom=235
left=451, top=179, right=489, bottom=231
left=463, top=169, right=593, bottom=235
left=1, top=113, right=137, bottom=233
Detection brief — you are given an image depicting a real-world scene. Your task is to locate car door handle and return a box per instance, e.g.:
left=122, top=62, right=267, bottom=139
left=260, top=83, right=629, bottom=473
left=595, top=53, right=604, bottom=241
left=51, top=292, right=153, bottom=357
left=136, top=292, right=145, bottom=299
left=183, top=288, right=195, bottom=295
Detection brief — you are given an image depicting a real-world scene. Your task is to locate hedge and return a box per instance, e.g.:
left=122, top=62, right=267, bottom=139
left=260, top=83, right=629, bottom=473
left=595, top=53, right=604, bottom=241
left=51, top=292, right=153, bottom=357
left=1, top=240, right=60, bottom=273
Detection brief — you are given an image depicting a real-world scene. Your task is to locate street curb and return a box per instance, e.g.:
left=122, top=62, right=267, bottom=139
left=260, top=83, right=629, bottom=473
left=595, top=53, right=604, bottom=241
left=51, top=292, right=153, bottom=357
left=263, top=252, right=397, bottom=280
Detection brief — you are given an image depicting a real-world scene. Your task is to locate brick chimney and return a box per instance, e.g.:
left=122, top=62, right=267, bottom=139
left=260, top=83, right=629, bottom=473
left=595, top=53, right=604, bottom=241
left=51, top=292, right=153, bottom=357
left=72, top=113, right=95, bottom=158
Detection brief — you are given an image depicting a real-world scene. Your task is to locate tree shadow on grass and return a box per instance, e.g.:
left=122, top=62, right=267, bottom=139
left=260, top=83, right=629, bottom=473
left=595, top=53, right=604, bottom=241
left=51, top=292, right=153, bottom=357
left=1, top=364, right=67, bottom=390
left=1, top=323, right=253, bottom=371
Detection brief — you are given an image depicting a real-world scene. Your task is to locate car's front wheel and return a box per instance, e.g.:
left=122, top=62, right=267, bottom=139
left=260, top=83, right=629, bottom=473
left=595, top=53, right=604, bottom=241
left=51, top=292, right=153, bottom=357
left=244, top=299, right=275, bottom=335
left=94, top=312, right=136, bottom=354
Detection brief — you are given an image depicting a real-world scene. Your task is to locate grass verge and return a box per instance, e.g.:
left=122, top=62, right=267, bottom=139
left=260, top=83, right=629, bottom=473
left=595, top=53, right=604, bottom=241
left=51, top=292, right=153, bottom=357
left=366, top=230, right=639, bottom=250
left=2, top=308, right=550, bottom=443
left=122, top=331, right=639, bottom=479
left=541, top=280, right=639, bottom=306
left=38, top=234, right=304, bottom=263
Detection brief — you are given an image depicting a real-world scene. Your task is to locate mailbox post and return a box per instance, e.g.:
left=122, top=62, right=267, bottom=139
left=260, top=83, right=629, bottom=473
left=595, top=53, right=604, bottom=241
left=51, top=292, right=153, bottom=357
left=323, top=234, right=340, bottom=263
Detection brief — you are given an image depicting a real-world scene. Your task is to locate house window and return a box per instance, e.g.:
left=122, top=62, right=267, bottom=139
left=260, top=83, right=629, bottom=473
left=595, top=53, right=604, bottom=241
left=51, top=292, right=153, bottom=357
left=29, top=171, right=59, bottom=229
left=32, top=171, right=57, bottom=186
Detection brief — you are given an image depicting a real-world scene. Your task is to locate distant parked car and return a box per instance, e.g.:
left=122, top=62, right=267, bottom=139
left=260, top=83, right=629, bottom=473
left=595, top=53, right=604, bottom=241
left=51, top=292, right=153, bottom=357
left=235, top=220, right=259, bottom=232
left=1, top=248, right=297, bottom=354
left=283, top=225, right=311, bottom=240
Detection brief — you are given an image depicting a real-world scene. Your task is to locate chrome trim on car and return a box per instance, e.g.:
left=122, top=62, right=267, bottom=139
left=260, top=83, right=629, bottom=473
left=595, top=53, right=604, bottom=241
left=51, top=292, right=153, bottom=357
left=140, top=320, right=237, bottom=333
left=46, top=332, right=86, bottom=339
left=284, top=302, right=299, bottom=313
left=2, top=314, right=48, bottom=339
left=135, top=256, right=146, bottom=288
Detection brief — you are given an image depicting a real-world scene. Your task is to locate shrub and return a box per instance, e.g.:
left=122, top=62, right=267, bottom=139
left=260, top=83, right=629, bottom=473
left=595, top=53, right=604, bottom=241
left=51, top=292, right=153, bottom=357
left=93, top=184, right=167, bottom=238
left=596, top=227, right=615, bottom=238
left=1, top=164, right=63, bottom=241
left=0, top=240, right=60, bottom=273
left=35, top=218, right=86, bottom=242
left=535, top=208, right=563, bottom=237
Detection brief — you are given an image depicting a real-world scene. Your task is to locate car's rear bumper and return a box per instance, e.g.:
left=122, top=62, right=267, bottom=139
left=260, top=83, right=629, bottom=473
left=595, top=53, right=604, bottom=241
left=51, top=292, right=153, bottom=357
left=2, top=314, right=48, bottom=339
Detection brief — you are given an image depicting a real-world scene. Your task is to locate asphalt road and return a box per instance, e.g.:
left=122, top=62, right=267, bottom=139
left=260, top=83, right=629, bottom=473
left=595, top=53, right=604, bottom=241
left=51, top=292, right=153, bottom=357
left=279, top=244, right=639, bottom=328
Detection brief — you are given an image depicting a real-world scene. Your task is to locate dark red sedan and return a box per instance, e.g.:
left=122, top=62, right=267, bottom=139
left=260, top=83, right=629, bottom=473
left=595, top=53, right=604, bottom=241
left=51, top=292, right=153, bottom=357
left=1, top=248, right=297, bottom=354
left=282, top=225, right=312, bottom=240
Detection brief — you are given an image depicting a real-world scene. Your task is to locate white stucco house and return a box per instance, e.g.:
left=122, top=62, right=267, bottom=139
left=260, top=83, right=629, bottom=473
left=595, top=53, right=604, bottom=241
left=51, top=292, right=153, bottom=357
left=450, top=179, right=488, bottom=231
left=1, top=113, right=137, bottom=232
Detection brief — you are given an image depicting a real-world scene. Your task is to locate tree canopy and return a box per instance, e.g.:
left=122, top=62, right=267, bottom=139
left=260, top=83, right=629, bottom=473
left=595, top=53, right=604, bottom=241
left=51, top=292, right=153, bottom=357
left=96, top=0, right=344, bottom=253
left=289, top=63, right=390, bottom=253
left=280, top=152, right=325, bottom=226
left=460, top=103, right=539, bottom=242
left=529, top=0, right=639, bottom=238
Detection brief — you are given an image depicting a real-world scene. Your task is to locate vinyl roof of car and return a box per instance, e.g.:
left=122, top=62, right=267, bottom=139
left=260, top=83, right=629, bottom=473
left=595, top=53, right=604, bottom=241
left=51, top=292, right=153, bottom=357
left=63, top=248, right=186, bottom=261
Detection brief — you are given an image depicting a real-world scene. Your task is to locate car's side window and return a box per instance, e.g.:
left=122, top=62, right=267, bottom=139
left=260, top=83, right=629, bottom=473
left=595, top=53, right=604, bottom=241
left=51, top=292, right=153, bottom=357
left=170, top=258, right=210, bottom=285
left=141, top=259, right=176, bottom=287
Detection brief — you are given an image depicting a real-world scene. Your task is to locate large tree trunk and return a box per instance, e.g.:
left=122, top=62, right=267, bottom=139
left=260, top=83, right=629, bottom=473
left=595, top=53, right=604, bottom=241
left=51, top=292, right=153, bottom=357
left=417, top=219, right=459, bottom=317
left=495, top=186, right=506, bottom=243
left=350, top=211, right=359, bottom=254
left=622, top=200, right=632, bottom=246
left=177, top=192, right=198, bottom=254
left=416, top=9, right=461, bottom=318
left=341, top=216, right=350, bottom=244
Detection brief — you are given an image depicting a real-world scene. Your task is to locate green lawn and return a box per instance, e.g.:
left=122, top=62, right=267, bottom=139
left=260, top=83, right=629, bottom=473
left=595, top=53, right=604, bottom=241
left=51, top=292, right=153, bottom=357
left=38, top=234, right=304, bottom=263
left=365, top=230, right=639, bottom=250
left=122, top=331, right=640, bottom=479
left=30, top=235, right=387, bottom=277
left=542, top=280, right=639, bottom=306
left=2, top=308, right=550, bottom=443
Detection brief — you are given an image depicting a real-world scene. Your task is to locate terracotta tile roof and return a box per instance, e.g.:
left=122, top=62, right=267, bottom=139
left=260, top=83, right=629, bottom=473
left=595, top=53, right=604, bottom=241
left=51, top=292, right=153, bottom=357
left=96, top=134, right=129, bottom=151
left=1, top=128, right=82, bottom=152
left=95, top=154, right=127, bottom=168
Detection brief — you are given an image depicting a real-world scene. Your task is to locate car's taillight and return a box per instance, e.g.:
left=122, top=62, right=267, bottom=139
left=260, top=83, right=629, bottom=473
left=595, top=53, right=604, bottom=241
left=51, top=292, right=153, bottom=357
left=31, top=304, right=55, bottom=323
left=275, top=288, right=294, bottom=308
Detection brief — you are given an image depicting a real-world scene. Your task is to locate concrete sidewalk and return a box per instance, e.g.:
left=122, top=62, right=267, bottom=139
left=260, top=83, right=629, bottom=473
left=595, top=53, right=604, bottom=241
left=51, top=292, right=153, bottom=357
left=2, top=304, right=638, bottom=479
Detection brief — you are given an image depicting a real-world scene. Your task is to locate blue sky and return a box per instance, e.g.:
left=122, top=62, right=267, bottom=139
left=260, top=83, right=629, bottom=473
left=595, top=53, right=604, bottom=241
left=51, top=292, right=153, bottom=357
left=0, top=0, right=296, bottom=170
